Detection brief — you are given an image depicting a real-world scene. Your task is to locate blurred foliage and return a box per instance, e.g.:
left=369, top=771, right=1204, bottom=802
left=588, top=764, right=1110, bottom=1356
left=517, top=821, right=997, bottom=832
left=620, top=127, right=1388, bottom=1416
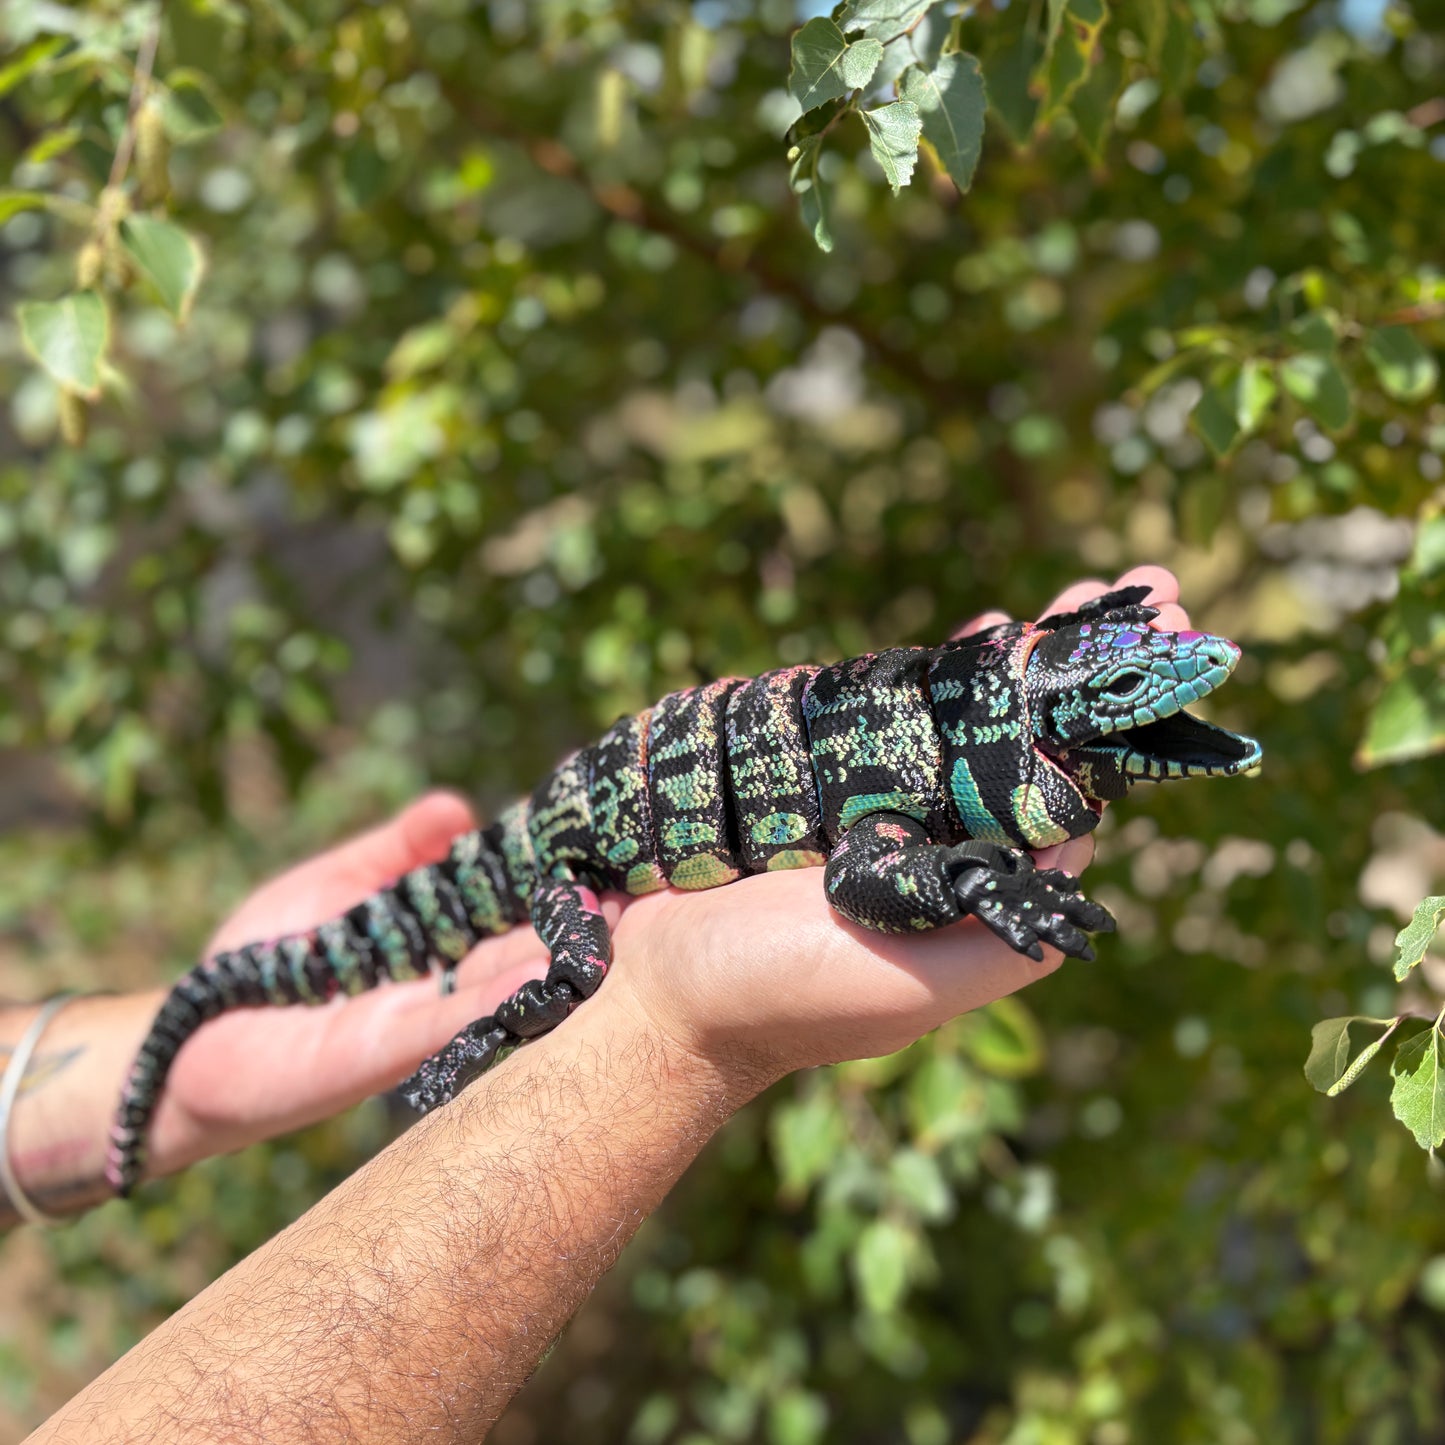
left=3, top=0, right=1445, bottom=1439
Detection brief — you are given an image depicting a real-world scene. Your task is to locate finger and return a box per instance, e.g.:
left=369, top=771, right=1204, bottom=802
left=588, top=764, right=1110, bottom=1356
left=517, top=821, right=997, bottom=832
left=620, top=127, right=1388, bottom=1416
left=359, top=790, right=478, bottom=880
left=1111, top=564, right=1179, bottom=608
left=1039, top=577, right=1109, bottom=618
left=1150, top=601, right=1191, bottom=633
left=208, top=792, right=479, bottom=952
left=952, top=609, right=1011, bottom=639
left=1031, top=834, right=1095, bottom=877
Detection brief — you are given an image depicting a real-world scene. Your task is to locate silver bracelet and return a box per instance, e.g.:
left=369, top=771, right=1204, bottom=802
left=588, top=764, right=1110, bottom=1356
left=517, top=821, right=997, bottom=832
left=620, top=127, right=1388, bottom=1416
left=0, top=993, right=79, bottom=1227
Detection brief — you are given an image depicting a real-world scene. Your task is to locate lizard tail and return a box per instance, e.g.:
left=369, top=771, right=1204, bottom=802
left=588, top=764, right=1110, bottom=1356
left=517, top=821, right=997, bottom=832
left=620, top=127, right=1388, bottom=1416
left=107, top=823, right=527, bottom=1198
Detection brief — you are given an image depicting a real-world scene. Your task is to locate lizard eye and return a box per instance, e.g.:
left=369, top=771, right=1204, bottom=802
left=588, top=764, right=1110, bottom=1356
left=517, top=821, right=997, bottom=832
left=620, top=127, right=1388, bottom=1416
left=1103, top=670, right=1147, bottom=703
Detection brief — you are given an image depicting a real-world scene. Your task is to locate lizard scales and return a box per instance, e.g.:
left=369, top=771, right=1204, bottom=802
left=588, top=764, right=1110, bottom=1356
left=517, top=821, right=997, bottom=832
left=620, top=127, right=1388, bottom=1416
left=109, top=587, right=1261, bottom=1195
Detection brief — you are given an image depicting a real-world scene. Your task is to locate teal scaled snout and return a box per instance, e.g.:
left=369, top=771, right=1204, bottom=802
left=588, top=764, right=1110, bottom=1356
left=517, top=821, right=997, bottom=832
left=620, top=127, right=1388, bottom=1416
left=1097, top=629, right=1241, bottom=728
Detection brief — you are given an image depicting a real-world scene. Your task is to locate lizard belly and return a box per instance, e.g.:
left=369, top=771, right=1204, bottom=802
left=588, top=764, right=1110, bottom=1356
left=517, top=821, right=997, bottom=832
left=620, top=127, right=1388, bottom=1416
left=648, top=679, right=748, bottom=889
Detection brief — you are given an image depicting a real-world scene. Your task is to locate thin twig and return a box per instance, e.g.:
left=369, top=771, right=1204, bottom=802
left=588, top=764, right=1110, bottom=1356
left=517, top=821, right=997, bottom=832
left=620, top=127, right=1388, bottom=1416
left=106, top=7, right=162, bottom=194
left=1379, top=300, right=1445, bottom=328
left=445, top=85, right=985, bottom=416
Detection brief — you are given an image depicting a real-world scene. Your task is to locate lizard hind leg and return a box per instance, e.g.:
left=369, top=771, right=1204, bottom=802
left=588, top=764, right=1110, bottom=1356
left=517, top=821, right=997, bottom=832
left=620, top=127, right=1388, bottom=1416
left=399, top=871, right=613, bottom=1114
left=822, top=812, right=1113, bottom=961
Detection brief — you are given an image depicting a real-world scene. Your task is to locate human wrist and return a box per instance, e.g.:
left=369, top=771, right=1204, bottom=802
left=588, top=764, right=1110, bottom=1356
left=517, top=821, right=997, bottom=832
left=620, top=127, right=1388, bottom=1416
left=2, top=991, right=163, bottom=1223
left=590, top=966, right=787, bottom=1114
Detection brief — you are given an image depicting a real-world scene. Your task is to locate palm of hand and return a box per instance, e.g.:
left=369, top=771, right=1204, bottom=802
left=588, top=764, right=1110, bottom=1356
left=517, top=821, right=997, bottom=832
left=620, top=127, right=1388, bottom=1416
left=149, top=568, right=1188, bottom=1169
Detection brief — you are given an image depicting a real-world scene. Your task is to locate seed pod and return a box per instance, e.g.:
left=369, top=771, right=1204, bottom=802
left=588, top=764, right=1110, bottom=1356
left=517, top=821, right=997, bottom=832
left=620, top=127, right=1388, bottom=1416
left=58, top=389, right=88, bottom=447
left=136, top=99, right=169, bottom=203
left=76, top=240, right=104, bottom=289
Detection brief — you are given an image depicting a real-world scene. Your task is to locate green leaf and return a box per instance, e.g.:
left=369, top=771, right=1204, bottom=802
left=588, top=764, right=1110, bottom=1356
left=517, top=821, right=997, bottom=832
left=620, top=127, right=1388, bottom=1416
left=1193, top=370, right=1242, bottom=456
left=907, top=1051, right=986, bottom=1147
left=789, top=18, right=885, bottom=115
left=1304, top=1015, right=1402, bottom=1095
left=0, top=190, right=53, bottom=224
left=984, top=0, right=1044, bottom=145
left=768, top=1388, right=830, bottom=1445
left=1391, top=1026, right=1445, bottom=1152
left=159, top=73, right=225, bottom=142
left=1394, top=897, right=1445, bottom=981
left=17, top=291, right=109, bottom=398
left=1412, top=515, right=1445, bottom=580
left=1236, top=359, right=1278, bottom=433
left=898, top=53, right=986, bottom=193
left=853, top=1218, right=912, bottom=1314
left=861, top=100, right=923, bottom=193
left=837, top=0, right=937, bottom=40
left=23, top=126, right=83, bottom=166
left=962, top=996, right=1045, bottom=1077
left=1158, top=0, right=1199, bottom=90
left=1366, top=326, right=1439, bottom=403
left=1357, top=665, right=1445, bottom=767
left=887, top=1149, right=954, bottom=1222
left=0, top=36, right=67, bottom=98
left=1070, top=45, right=1124, bottom=164
left=1287, top=311, right=1338, bottom=352
left=770, top=1088, right=849, bottom=1196
left=120, top=215, right=205, bottom=321
left=1280, top=352, right=1353, bottom=431
left=787, top=136, right=833, bottom=253
left=1040, top=0, right=1110, bottom=121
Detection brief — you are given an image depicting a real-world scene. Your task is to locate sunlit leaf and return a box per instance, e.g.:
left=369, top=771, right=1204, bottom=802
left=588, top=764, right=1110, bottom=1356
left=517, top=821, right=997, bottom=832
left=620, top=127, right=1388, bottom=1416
left=1391, top=1026, right=1445, bottom=1152
left=787, top=135, right=834, bottom=253
left=1304, top=1015, right=1402, bottom=1095
left=888, top=1149, right=954, bottom=1222
left=1366, top=326, right=1438, bottom=403
left=120, top=215, right=205, bottom=321
left=898, top=53, right=986, bottom=193
left=0, top=190, right=53, bottom=224
left=861, top=100, right=922, bottom=193
left=770, top=1087, right=849, bottom=1197
left=1394, top=897, right=1445, bottom=982
left=1040, top=0, right=1110, bottom=120
left=789, top=18, right=885, bottom=115
left=1236, top=359, right=1278, bottom=432
left=853, top=1218, right=912, bottom=1313
left=837, top=0, right=936, bottom=39
left=159, top=73, right=224, bottom=142
left=962, top=996, right=1046, bottom=1078
left=0, top=35, right=67, bottom=98
left=1280, top=352, right=1353, bottom=431
left=23, top=126, right=82, bottom=165
left=1193, top=370, right=1241, bottom=456
left=1357, top=665, right=1445, bottom=767
left=17, top=291, right=108, bottom=398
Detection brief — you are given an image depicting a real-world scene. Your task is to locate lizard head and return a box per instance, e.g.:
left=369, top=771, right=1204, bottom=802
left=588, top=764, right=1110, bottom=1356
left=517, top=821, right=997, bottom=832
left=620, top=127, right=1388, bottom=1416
left=1023, top=614, right=1262, bottom=804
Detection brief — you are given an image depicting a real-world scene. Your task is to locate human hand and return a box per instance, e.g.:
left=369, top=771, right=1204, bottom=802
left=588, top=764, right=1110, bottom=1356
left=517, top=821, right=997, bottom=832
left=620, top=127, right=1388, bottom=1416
left=147, top=794, right=552, bottom=1177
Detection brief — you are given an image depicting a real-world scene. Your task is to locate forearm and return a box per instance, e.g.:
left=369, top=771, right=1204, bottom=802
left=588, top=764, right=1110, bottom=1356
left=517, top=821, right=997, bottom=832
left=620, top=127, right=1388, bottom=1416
left=1, top=992, right=164, bottom=1228
left=29, top=988, right=769, bottom=1444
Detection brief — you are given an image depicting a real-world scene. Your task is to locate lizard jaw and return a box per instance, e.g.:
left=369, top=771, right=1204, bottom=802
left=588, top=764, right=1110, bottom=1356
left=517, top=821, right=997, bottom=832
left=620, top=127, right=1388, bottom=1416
left=1086, top=710, right=1262, bottom=781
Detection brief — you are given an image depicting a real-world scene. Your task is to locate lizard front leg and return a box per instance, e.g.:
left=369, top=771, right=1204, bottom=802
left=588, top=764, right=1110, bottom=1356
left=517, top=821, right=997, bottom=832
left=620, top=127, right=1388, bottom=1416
left=822, top=812, right=1113, bottom=961
left=400, top=871, right=612, bottom=1112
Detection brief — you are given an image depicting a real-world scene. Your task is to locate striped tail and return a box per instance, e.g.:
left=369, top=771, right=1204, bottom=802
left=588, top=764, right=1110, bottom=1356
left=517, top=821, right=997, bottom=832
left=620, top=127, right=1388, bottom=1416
left=107, top=822, right=526, bottom=1197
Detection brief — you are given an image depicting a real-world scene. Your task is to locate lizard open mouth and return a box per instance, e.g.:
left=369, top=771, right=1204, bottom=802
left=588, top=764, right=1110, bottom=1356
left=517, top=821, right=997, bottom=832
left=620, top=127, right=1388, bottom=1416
left=1089, top=710, right=1262, bottom=781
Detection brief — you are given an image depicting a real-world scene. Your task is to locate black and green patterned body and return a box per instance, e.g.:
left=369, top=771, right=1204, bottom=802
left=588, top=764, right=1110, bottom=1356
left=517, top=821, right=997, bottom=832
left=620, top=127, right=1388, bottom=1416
left=109, top=587, right=1261, bottom=1195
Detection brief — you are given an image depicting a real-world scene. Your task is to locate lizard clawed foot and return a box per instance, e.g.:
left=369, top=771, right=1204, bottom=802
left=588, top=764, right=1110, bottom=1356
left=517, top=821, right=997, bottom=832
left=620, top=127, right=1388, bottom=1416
left=948, top=845, right=1114, bottom=963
